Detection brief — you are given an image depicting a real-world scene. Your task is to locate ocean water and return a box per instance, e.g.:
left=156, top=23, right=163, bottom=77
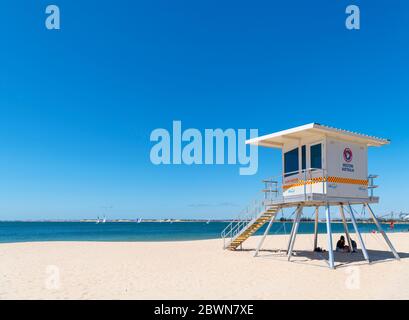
left=0, top=221, right=408, bottom=243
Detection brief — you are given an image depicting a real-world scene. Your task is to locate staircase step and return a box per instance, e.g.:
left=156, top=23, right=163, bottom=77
left=223, top=205, right=281, bottom=249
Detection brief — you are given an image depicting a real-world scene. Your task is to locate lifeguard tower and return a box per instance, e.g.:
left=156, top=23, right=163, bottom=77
left=221, top=123, right=400, bottom=269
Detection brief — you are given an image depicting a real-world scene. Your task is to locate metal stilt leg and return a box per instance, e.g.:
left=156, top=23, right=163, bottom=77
left=287, top=206, right=303, bottom=261
left=286, top=207, right=299, bottom=253
left=347, top=203, right=370, bottom=262
left=325, top=204, right=335, bottom=269
left=313, top=206, right=319, bottom=251
left=365, top=203, right=400, bottom=260
left=254, top=215, right=275, bottom=257
left=339, top=205, right=353, bottom=252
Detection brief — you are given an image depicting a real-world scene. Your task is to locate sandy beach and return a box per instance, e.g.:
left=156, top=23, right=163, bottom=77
left=1, top=232, right=408, bottom=300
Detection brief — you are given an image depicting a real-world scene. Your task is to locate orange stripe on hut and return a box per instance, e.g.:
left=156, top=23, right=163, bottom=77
left=283, top=176, right=368, bottom=190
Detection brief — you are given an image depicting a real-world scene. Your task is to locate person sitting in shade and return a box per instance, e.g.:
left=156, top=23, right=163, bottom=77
left=336, top=236, right=358, bottom=253
left=336, top=235, right=346, bottom=252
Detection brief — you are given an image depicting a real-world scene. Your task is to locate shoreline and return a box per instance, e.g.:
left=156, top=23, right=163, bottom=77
left=1, top=221, right=408, bottom=244
left=1, top=229, right=409, bottom=245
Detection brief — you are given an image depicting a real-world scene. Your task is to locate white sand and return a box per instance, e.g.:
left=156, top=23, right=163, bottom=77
left=1, top=233, right=408, bottom=299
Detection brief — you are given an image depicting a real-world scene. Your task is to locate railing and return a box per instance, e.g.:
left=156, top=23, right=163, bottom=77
left=367, top=174, right=378, bottom=198
left=221, top=198, right=266, bottom=249
left=262, top=168, right=327, bottom=202
left=221, top=169, right=379, bottom=248
left=262, top=168, right=379, bottom=202
left=221, top=168, right=326, bottom=248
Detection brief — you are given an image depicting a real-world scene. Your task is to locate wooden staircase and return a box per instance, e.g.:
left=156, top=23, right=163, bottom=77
left=225, top=205, right=280, bottom=250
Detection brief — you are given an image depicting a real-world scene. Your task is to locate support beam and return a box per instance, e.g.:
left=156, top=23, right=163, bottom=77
left=287, top=206, right=303, bottom=261
left=365, top=203, right=400, bottom=260
left=325, top=204, right=335, bottom=269
left=347, top=203, right=370, bottom=262
left=254, top=214, right=276, bottom=257
left=339, top=205, right=353, bottom=253
left=313, top=206, right=319, bottom=251
left=286, top=209, right=298, bottom=253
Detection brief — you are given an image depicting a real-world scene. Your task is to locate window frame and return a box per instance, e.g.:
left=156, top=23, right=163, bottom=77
left=301, top=145, right=306, bottom=171
left=310, top=142, right=323, bottom=170
left=284, top=147, right=299, bottom=177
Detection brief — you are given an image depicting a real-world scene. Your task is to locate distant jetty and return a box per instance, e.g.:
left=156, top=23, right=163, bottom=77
left=2, top=218, right=407, bottom=224
left=78, top=219, right=225, bottom=223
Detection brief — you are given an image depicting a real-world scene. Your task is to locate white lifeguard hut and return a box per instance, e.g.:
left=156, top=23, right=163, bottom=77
left=221, top=123, right=400, bottom=269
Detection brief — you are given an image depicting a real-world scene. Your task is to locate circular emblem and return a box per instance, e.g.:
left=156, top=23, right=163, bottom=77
left=343, top=148, right=353, bottom=162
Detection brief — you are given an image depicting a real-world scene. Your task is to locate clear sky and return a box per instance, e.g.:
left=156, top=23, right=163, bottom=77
left=0, top=1, right=408, bottom=220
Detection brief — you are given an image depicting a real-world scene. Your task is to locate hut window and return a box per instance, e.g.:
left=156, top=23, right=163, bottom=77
left=310, top=143, right=322, bottom=169
left=284, top=148, right=299, bottom=177
left=301, top=145, right=306, bottom=171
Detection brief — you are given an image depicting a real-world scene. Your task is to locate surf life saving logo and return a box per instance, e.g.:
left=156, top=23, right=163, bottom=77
left=343, top=148, right=353, bottom=162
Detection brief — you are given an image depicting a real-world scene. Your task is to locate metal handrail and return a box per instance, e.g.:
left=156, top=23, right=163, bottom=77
left=262, top=168, right=327, bottom=202
left=221, top=168, right=328, bottom=248
left=221, top=199, right=264, bottom=238
left=367, top=174, right=379, bottom=198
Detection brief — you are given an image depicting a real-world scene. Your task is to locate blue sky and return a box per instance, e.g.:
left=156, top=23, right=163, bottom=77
left=0, top=1, right=408, bottom=220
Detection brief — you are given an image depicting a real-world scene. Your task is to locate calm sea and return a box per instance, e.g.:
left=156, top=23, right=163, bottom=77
left=0, top=221, right=408, bottom=243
